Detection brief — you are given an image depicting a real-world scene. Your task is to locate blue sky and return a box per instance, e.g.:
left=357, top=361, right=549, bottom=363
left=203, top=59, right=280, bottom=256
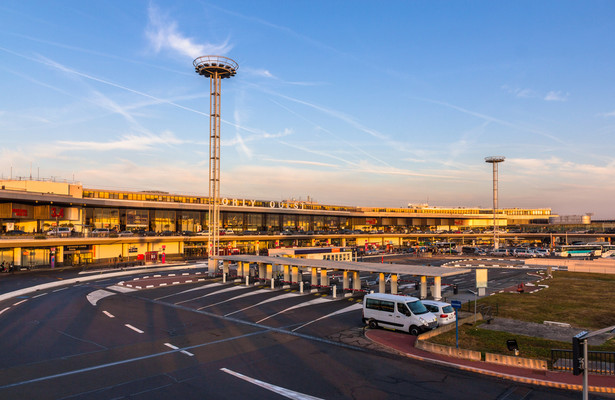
left=1, top=1, right=614, bottom=218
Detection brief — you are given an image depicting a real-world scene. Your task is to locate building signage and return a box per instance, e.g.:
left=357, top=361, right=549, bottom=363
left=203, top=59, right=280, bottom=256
left=64, top=245, right=92, bottom=251
left=12, top=208, right=29, bottom=218
left=128, top=247, right=138, bottom=253
left=366, top=218, right=377, bottom=225
left=221, top=198, right=305, bottom=210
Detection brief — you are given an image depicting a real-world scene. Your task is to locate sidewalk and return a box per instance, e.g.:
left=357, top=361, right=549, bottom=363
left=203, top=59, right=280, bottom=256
left=366, top=329, right=615, bottom=394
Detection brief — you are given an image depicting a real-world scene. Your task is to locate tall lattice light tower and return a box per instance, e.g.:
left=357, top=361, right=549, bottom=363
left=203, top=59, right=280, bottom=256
left=485, top=156, right=505, bottom=249
left=193, top=55, right=238, bottom=272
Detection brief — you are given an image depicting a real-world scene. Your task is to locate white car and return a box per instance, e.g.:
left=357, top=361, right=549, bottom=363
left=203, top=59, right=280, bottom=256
left=532, top=248, right=550, bottom=257
left=513, top=248, right=535, bottom=257
left=47, top=227, right=72, bottom=237
left=422, top=300, right=457, bottom=326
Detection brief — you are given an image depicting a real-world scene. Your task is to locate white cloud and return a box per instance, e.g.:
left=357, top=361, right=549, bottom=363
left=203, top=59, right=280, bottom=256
left=57, top=131, right=185, bottom=152
left=544, top=91, right=569, bottom=102
left=146, top=5, right=233, bottom=59
left=599, top=110, right=615, bottom=117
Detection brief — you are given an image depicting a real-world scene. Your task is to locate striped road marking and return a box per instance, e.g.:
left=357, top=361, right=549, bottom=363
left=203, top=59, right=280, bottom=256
left=164, top=343, right=194, bottom=357
left=102, top=311, right=115, bottom=318
left=125, top=324, right=144, bottom=334
left=221, top=368, right=323, bottom=400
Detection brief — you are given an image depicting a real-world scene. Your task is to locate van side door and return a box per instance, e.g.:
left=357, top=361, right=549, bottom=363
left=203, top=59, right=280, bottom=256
left=394, top=302, right=411, bottom=329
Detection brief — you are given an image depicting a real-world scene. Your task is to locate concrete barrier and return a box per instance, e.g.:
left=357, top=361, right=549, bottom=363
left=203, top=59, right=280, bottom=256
left=419, top=313, right=483, bottom=340
left=526, top=258, right=615, bottom=274
left=484, top=352, right=547, bottom=371
left=415, top=340, right=482, bottom=361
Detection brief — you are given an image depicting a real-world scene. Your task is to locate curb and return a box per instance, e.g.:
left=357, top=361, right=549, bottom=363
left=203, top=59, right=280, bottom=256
left=364, top=331, right=615, bottom=394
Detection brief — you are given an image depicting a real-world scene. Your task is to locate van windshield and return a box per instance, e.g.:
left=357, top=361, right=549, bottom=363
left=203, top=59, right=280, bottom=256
left=407, top=300, right=428, bottom=315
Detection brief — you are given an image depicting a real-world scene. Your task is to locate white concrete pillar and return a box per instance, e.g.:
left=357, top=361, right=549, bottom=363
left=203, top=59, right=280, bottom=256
left=434, top=276, right=442, bottom=301
left=379, top=272, right=386, bottom=293
left=223, top=260, right=230, bottom=276
left=208, top=258, right=217, bottom=275
left=245, top=275, right=250, bottom=286
left=352, top=271, right=361, bottom=291
left=291, top=266, right=299, bottom=284
left=259, top=263, right=265, bottom=283
left=283, top=265, right=290, bottom=288
left=266, top=264, right=273, bottom=280
left=332, top=285, right=337, bottom=298
left=300, top=281, right=304, bottom=294
left=341, top=238, right=346, bottom=247
left=391, top=274, right=398, bottom=295
left=420, top=275, right=427, bottom=299
left=13, top=247, right=21, bottom=267
left=343, top=271, right=350, bottom=296
left=311, top=268, right=319, bottom=293
left=320, top=268, right=329, bottom=287
left=271, top=278, right=275, bottom=290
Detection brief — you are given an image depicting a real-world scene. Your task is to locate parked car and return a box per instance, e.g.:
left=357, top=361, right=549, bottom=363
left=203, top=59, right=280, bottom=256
left=196, top=230, right=209, bottom=236
left=489, top=248, right=509, bottom=256
left=91, top=228, right=110, bottom=236
left=118, top=230, right=134, bottom=237
left=422, top=300, right=456, bottom=326
left=181, top=230, right=196, bottom=236
left=533, top=248, right=550, bottom=257
left=513, top=248, right=535, bottom=257
left=159, top=230, right=176, bottom=236
left=5, top=229, right=27, bottom=235
left=47, top=227, right=72, bottom=237
left=135, top=230, right=156, bottom=237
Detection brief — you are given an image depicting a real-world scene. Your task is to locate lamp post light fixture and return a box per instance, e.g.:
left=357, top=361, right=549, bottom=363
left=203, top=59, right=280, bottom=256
left=193, top=55, right=238, bottom=273
left=485, top=156, right=505, bottom=249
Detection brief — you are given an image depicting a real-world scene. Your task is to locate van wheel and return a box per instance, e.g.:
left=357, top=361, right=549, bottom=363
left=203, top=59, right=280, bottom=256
left=368, top=319, right=378, bottom=329
left=409, top=326, right=420, bottom=336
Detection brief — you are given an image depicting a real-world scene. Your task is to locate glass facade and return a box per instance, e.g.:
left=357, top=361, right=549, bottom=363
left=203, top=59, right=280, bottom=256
left=126, top=209, right=149, bottom=228
left=179, top=211, right=201, bottom=232
left=153, top=210, right=176, bottom=232
left=90, top=208, right=120, bottom=230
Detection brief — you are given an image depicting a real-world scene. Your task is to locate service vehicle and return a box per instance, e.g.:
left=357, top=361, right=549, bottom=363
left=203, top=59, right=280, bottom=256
left=362, top=293, right=437, bottom=335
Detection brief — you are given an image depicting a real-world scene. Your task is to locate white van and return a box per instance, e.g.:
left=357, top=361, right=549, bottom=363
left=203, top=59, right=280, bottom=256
left=362, top=293, right=437, bottom=335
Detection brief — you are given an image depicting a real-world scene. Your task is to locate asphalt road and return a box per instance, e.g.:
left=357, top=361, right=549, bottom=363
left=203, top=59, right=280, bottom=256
left=0, top=264, right=598, bottom=399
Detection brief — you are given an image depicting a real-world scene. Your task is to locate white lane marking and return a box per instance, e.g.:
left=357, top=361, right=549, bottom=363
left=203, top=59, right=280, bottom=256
left=221, top=368, right=323, bottom=400
left=197, top=289, right=269, bottom=310
left=86, top=289, right=114, bottom=306
left=164, top=343, right=194, bottom=357
left=32, top=292, right=48, bottom=298
left=103, top=311, right=115, bottom=318
left=292, top=303, right=363, bottom=332
left=256, top=298, right=331, bottom=324
left=125, top=324, right=144, bottom=334
left=0, top=307, right=10, bottom=315
left=13, top=299, right=27, bottom=306
left=225, top=293, right=299, bottom=316
left=176, top=285, right=248, bottom=305
left=154, top=282, right=221, bottom=300
left=107, top=285, right=136, bottom=293
left=53, top=287, right=67, bottom=292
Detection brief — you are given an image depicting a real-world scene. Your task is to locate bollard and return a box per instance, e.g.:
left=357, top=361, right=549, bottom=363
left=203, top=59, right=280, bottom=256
left=246, top=276, right=250, bottom=286
left=300, top=281, right=304, bottom=294
left=223, top=273, right=226, bottom=283
left=271, top=279, right=274, bottom=290
left=333, top=285, right=337, bottom=298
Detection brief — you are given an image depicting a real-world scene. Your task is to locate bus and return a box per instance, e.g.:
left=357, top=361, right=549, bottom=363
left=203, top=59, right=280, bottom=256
left=553, top=244, right=602, bottom=258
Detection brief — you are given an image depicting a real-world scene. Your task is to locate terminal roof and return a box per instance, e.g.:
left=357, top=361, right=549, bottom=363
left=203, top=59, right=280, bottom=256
left=213, top=255, right=469, bottom=277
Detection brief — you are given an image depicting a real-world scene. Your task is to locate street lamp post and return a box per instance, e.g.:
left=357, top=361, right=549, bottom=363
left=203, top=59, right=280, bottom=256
left=485, top=157, right=505, bottom=249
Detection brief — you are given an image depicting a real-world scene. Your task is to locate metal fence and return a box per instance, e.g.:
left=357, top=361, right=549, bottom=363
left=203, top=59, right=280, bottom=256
left=551, top=349, right=615, bottom=375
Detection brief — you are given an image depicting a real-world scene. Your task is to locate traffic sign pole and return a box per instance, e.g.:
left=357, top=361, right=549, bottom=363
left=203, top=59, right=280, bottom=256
left=451, top=300, right=462, bottom=349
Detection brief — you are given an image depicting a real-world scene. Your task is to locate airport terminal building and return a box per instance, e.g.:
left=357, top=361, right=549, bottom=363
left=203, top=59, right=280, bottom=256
left=0, top=179, right=554, bottom=268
